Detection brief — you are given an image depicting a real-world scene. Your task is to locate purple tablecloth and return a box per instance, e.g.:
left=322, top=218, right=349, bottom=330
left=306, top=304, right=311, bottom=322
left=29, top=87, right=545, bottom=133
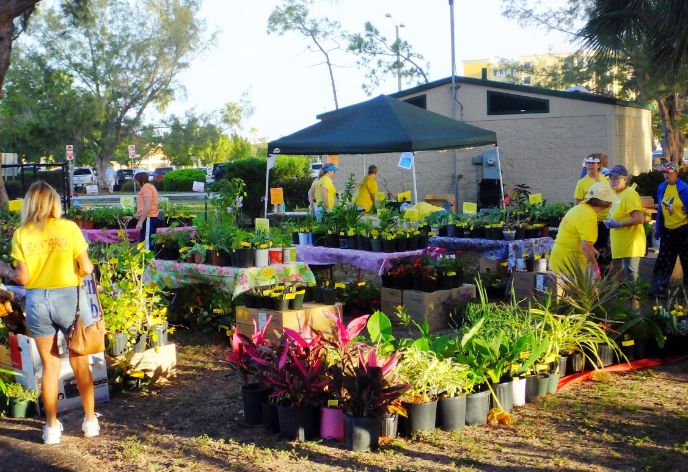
left=82, top=226, right=196, bottom=244
left=429, top=236, right=554, bottom=270
left=296, top=245, right=424, bottom=275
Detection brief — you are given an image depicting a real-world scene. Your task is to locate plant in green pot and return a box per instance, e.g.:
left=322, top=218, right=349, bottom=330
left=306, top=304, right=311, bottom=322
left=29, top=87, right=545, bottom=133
left=5, top=382, right=39, bottom=418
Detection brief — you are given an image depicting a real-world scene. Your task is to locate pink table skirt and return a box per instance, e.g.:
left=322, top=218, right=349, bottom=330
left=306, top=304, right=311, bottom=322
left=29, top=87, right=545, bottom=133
left=82, top=226, right=196, bottom=244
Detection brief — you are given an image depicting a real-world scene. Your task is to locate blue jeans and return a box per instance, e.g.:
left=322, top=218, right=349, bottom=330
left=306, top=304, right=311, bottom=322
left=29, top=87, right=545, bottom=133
left=25, top=287, right=93, bottom=337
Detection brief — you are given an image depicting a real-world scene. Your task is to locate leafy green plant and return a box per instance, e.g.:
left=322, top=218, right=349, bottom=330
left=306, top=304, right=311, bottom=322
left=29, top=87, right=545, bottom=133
left=4, top=382, right=39, bottom=402
left=556, top=258, right=623, bottom=316
left=395, top=349, right=443, bottom=403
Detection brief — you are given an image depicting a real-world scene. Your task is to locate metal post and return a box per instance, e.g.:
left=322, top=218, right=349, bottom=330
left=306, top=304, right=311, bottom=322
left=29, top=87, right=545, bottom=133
left=449, top=0, right=460, bottom=213
left=412, top=153, right=418, bottom=204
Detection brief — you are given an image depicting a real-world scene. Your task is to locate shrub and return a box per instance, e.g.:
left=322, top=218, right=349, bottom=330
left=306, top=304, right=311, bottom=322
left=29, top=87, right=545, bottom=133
left=631, top=170, right=688, bottom=197
left=163, top=169, right=206, bottom=192
left=272, top=156, right=310, bottom=181
left=210, top=158, right=267, bottom=220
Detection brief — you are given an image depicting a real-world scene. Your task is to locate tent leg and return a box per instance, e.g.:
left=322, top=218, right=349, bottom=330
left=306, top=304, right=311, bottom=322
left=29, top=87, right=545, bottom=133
left=412, top=153, right=418, bottom=204
left=264, top=163, right=270, bottom=218
left=495, top=146, right=505, bottom=210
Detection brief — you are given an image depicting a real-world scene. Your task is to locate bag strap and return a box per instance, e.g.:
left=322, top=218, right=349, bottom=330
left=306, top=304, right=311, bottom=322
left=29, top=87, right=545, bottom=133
left=75, top=285, right=81, bottom=320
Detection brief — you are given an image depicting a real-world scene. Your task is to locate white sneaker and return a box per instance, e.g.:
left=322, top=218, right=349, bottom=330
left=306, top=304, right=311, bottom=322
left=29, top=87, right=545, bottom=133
left=42, top=420, right=63, bottom=445
left=82, top=414, right=100, bottom=438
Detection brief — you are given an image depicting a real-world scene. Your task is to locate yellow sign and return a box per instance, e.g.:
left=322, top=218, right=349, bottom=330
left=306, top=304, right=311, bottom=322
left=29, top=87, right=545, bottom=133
left=463, top=202, right=477, bottom=214
left=270, top=187, right=284, bottom=205
left=327, top=154, right=340, bottom=167
left=255, top=218, right=270, bottom=233
left=404, top=209, right=420, bottom=222
left=397, top=191, right=412, bottom=202
left=375, top=191, right=386, bottom=202
left=8, top=199, right=23, bottom=212
left=529, top=193, right=543, bottom=205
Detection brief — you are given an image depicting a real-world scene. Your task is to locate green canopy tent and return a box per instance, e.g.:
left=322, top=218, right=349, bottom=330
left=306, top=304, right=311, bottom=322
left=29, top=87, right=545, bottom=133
left=265, top=94, right=499, bottom=214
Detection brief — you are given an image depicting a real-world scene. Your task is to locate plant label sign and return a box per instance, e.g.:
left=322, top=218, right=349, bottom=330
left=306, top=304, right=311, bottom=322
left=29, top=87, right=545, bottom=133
left=81, top=274, right=103, bottom=322
left=398, top=152, right=414, bottom=170
left=529, top=193, right=543, bottom=204
left=270, top=187, right=284, bottom=205
left=86, top=185, right=99, bottom=195
left=257, top=312, right=268, bottom=330
left=463, top=202, right=477, bottom=214
left=192, top=181, right=205, bottom=192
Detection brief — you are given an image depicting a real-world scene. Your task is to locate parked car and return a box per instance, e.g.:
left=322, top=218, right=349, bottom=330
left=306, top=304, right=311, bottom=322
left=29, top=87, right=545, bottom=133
left=310, top=161, right=323, bottom=178
left=73, top=167, right=97, bottom=189
left=212, top=163, right=227, bottom=182
left=114, top=169, right=134, bottom=191
left=151, top=166, right=174, bottom=182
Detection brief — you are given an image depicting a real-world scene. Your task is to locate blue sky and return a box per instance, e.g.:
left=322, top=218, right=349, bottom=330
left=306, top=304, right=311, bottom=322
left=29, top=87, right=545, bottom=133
left=150, top=1, right=576, bottom=141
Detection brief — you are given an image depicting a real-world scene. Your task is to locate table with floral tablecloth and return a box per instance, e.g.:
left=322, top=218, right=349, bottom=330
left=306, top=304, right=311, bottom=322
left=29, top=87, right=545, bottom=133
left=296, top=245, right=425, bottom=275
left=144, top=260, right=315, bottom=298
left=429, top=236, right=554, bottom=270
left=82, top=226, right=196, bottom=244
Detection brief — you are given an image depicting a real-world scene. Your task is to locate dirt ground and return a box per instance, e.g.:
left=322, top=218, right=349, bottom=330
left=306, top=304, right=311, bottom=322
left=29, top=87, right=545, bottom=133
left=2, top=329, right=688, bottom=472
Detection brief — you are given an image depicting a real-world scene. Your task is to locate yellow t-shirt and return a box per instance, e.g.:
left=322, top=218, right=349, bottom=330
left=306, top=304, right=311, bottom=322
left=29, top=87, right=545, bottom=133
left=609, top=187, right=646, bottom=259
left=574, top=174, right=609, bottom=221
left=310, top=178, right=322, bottom=204
left=319, top=175, right=336, bottom=209
left=10, top=218, right=89, bottom=289
left=355, top=174, right=379, bottom=212
left=661, top=184, right=688, bottom=229
left=549, top=203, right=598, bottom=274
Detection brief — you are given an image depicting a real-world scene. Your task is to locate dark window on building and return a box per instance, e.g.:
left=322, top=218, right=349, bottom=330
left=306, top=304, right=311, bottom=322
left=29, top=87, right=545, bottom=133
left=404, top=94, right=427, bottom=109
left=522, top=76, right=532, bottom=85
left=486, top=90, right=549, bottom=115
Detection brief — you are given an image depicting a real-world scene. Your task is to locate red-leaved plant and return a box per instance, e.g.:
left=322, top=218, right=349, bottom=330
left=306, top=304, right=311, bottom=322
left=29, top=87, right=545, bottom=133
left=224, top=315, right=275, bottom=386
left=325, top=313, right=370, bottom=373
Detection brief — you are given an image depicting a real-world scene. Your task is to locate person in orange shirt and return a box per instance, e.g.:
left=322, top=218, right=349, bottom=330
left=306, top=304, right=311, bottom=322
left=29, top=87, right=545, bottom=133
left=134, top=172, right=160, bottom=250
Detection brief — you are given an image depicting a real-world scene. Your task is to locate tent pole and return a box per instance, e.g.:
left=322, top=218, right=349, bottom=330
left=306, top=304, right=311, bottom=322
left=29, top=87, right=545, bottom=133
left=412, top=153, right=418, bottom=204
left=449, top=0, right=459, bottom=213
left=495, top=146, right=505, bottom=211
left=264, top=156, right=272, bottom=218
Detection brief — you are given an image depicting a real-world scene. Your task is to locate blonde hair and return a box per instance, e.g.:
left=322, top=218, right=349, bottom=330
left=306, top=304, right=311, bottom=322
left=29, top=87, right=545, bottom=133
left=20, top=180, right=62, bottom=228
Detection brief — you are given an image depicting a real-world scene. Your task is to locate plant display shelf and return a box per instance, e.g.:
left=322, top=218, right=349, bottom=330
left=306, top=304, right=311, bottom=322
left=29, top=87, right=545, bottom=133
left=82, top=226, right=196, bottom=244
left=144, top=260, right=315, bottom=298
left=296, top=246, right=425, bottom=275
left=429, top=236, right=554, bottom=270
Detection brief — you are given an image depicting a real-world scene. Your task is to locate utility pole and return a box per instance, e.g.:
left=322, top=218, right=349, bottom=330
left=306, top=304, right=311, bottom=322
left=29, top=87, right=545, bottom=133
left=385, top=13, right=405, bottom=92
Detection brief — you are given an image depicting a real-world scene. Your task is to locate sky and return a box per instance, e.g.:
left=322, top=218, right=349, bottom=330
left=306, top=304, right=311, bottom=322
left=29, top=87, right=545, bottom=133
left=156, top=0, right=576, bottom=141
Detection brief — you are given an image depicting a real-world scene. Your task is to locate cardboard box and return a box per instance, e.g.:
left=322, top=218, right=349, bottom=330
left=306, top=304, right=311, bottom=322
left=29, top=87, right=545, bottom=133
left=534, top=271, right=564, bottom=300
left=14, top=334, right=109, bottom=413
left=480, top=256, right=507, bottom=274
left=0, top=344, right=12, bottom=368
left=511, top=272, right=536, bottom=300
left=381, top=287, right=403, bottom=306
left=235, top=303, right=340, bottom=342
left=401, top=284, right=476, bottom=331
left=127, top=344, right=177, bottom=381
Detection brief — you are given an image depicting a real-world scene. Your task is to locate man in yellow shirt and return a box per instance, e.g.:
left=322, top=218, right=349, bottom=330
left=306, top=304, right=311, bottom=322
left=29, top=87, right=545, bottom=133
left=574, top=153, right=610, bottom=254
left=651, top=162, right=688, bottom=297
left=314, top=164, right=338, bottom=221
left=550, top=182, right=616, bottom=276
left=604, top=165, right=646, bottom=281
left=307, top=169, right=325, bottom=215
left=355, top=165, right=379, bottom=212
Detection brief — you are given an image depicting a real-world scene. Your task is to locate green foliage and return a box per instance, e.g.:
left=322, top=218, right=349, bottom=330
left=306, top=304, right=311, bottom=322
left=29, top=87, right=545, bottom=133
left=272, top=156, right=310, bottom=181
left=162, top=169, right=206, bottom=192
left=631, top=170, right=688, bottom=197
left=4, top=382, right=39, bottom=402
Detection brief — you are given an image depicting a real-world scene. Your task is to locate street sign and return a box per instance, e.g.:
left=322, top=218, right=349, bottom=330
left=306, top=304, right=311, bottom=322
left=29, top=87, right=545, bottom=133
left=128, top=144, right=136, bottom=159
left=66, top=144, right=74, bottom=161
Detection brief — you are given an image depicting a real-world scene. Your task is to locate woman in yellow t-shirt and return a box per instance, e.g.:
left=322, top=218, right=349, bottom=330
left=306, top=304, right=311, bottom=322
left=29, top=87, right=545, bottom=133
left=0, top=181, right=99, bottom=445
left=307, top=169, right=325, bottom=216
left=603, top=165, right=646, bottom=281
left=550, top=182, right=617, bottom=276
left=314, top=164, right=338, bottom=221
left=573, top=153, right=610, bottom=254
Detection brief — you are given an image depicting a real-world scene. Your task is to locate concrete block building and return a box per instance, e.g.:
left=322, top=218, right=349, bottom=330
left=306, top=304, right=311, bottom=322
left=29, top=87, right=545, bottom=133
left=330, top=76, right=651, bottom=206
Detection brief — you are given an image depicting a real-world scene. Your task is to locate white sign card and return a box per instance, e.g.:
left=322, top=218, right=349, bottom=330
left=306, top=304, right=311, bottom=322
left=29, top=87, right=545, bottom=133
left=398, top=152, right=414, bottom=170
left=85, top=185, right=99, bottom=195
left=128, top=144, right=136, bottom=159
left=192, top=181, right=205, bottom=192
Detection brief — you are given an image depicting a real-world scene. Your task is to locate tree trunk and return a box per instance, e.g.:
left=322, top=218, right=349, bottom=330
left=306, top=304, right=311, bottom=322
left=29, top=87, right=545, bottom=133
left=0, top=14, right=13, bottom=206
left=657, top=93, right=687, bottom=165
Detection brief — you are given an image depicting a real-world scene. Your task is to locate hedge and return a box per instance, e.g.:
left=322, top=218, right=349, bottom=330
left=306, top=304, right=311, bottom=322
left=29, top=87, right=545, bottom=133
left=121, top=179, right=163, bottom=193
left=162, top=169, right=206, bottom=191
left=630, top=170, right=688, bottom=198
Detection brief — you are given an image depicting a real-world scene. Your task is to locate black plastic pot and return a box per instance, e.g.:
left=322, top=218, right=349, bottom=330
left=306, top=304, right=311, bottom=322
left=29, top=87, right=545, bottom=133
left=381, top=275, right=395, bottom=289
left=241, top=384, right=266, bottom=425
left=156, top=246, right=180, bottom=261
left=108, top=332, right=129, bottom=357
left=321, top=287, right=337, bottom=305
left=514, top=228, right=526, bottom=240
left=339, top=238, right=349, bottom=249
left=491, top=380, right=513, bottom=413
left=278, top=405, right=320, bottom=441
left=437, top=395, right=466, bottom=432
left=536, top=374, right=550, bottom=398
left=343, top=414, right=380, bottom=452
left=273, top=298, right=290, bottom=311
left=382, top=239, right=396, bottom=253
left=439, top=225, right=448, bottom=237
left=417, top=235, right=429, bottom=249
left=396, top=237, right=408, bottom=252
left=486, top=227, right=503, bottom=240
left=406, top=236, right=418, bottom=251
left=567, top=352, right=584, bottom=373
left=526, top=227, right=541, bottom=239
left=420, top=278, right=438, bottom=293
left=244, top=294, right=257, bottom=308
left=370, top=239, right=382, bottom=252
left=465, top=390, right=490, bottom=425
left=348, top=236, right=358, bottom=250
left=401, top=399, right=438, bottom=436
left=446, top=224, right=458, bottom=237
left=232, top=248, right=254, bottom=268
left=262, top=402, right=280, bottom=434
left=524, top=374, right=538, bottom=403
left=439, top=275, right=456, bottom=290
left=312, top=232, right=326, bottom=247
left=314, top=286, right=324, bottom=303
left=290, top=293, right=305, bottom=310
left=380, top=413, right=398, bottom=438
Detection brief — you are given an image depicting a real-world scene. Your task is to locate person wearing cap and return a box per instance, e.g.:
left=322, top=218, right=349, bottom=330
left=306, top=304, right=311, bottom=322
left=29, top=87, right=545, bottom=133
left=314, top=164, right=338, bottom=221
left=604, top=165, right=646, bottom=281
left=550, top=182, right=617, bottom=276
left=355, top=165, right=379, bottom=212
left=307, top=168, right=325, bottom=216
left=133, top=171, right=160, bottom=250
left=579, top=152, right=609, bottom=178
left=574, top=153, right=611, bottom=254
left=651, top=162, right=688, bottom=297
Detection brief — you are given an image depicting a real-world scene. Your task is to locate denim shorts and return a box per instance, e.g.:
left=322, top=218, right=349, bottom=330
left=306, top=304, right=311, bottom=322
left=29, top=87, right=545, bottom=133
left=25, top=287, right=92, bottom=337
